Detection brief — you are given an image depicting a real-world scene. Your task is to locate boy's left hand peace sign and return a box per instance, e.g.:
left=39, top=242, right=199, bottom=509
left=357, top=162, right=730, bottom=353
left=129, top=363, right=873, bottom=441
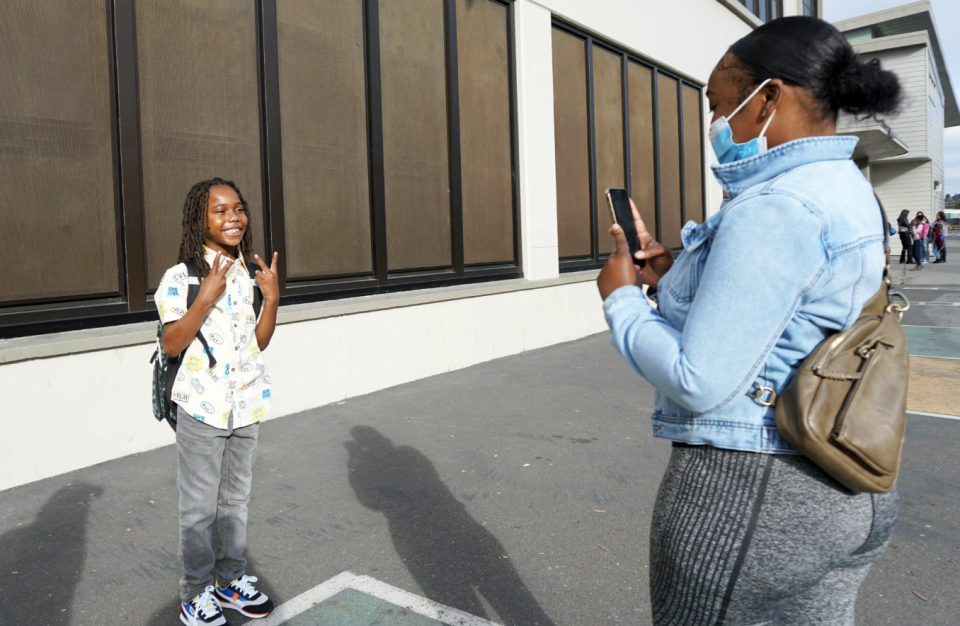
left=254, top=252, right=280, bottom=305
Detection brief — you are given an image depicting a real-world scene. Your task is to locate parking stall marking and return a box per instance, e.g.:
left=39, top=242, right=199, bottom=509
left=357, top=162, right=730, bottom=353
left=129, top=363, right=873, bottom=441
left=258, top=571, right=501, bottom=626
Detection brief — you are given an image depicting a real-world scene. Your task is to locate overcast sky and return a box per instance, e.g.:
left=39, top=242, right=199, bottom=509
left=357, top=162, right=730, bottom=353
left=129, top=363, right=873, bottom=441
left=825, top=0, right=960, bottom=197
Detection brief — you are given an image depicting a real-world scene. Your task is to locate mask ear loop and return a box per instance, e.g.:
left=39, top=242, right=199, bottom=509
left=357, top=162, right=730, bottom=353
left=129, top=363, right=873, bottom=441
left=728, top=78, right=772, bottom=121
left=759, top=108, right=777, bottom=138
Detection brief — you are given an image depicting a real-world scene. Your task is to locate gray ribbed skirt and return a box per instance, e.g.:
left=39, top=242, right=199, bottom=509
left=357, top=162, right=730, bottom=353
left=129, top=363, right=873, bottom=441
left=649, top=443, right=898, bottom=626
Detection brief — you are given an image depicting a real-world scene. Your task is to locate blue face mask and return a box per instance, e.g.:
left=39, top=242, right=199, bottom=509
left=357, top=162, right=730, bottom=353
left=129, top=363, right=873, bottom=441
left=709, top=79, right=777, bottom=165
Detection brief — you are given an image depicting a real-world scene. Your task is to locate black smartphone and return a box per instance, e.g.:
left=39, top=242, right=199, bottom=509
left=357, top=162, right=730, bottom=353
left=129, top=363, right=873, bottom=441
left=605, top=188, right=643, bottom=265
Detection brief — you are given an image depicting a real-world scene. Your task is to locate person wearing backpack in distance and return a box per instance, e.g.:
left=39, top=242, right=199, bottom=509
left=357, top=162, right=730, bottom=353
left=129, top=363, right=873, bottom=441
left=598, top=17, right=902, bottom=625
left=155, top=177, right=280, bottom=626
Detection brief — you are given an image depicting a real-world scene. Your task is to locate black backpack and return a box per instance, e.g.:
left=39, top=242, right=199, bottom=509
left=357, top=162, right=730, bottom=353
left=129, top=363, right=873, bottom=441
left=150, top=261, right=262, bottom=431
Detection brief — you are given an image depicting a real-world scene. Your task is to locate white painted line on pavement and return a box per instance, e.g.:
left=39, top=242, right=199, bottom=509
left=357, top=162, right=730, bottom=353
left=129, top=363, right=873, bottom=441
left=902, top=324, right=960, bottom=329
left=258, top=571, right=357, bottom=625
left=257, top=571, right=502, bottom=626
left=908, top=410, right=960, bottom=422
left=350, top=574, right=502, bottom=625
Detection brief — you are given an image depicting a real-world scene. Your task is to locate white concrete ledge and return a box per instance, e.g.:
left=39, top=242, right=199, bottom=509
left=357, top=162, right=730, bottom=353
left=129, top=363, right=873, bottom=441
left=716, top=0, right=763, bottom=29
left=0, top=271, right=600, bottom=365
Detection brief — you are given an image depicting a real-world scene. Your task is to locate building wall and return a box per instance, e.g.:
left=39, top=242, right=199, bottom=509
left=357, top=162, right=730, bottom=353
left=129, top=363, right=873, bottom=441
left=927, top=48, right=946, bottom=213
left=864, top=44, right=930, bottom=161
left=0, top=0, right=760, bottom=492
left=517, top=0, right=753, bottom=242
left=872, top=159, right=934, bottom=252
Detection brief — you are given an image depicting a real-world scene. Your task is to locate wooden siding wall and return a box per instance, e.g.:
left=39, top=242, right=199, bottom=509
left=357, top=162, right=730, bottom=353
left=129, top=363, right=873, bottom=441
left=872, top=159, right=933, bottom=254
left=872, top=46, right=929, bottom=160
left=927, top=48, right=946, bottom=212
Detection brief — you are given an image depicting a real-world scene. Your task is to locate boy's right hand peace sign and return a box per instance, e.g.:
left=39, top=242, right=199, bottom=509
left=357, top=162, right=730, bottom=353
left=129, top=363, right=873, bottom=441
left=197, top=252, right=234, bottom=309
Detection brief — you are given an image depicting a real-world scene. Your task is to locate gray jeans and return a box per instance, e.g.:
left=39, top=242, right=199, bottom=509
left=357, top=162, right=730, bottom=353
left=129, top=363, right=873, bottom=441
left=176, top=407, right=259, bottom=602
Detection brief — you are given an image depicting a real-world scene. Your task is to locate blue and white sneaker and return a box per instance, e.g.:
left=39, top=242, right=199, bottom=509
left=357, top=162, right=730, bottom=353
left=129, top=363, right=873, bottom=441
left=215, top=575, right=275, bottom=619
left=180, top=586, right=228, bottom=626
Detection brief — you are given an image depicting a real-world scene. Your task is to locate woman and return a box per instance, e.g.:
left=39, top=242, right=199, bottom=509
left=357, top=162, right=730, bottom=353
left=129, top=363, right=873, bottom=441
left=597, top=17, right=901, bottom=625
left=933, top=211, right=949, bottom=263
left=896, top=209, right=912, bottom=264
left=921, top=215, right=932, bottom=263
left=911, top=217, right=925, bottom=271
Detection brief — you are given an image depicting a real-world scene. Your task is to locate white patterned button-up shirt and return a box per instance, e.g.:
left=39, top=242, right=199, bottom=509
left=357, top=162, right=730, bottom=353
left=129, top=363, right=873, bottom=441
left=155, top=250, right=272, bottom=429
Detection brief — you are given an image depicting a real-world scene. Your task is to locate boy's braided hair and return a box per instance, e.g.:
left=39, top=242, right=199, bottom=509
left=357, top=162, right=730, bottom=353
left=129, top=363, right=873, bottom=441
left=178, top=177, right=254, bottom=277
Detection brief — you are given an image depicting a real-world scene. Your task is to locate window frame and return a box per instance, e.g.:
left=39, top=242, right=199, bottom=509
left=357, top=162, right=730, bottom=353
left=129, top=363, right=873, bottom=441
left=551, top=20, right=706, bottom=273
left=0, top=0, right=522, bottom=338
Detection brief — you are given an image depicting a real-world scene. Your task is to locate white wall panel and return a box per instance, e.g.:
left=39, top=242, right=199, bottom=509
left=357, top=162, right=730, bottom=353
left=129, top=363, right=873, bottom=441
left=1, top=345, right=175, bottom=493
left=0, top=281, right=609, bottom=491
left=268, top=316, right=347, bottom=417
left=445, top=293, right=525, bottom=372
left=341, top=304, right=451, bottom=399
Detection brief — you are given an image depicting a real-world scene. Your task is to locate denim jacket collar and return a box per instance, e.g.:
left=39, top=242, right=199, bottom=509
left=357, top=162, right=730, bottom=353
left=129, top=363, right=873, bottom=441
left=711, top=136, right=858, bottom=199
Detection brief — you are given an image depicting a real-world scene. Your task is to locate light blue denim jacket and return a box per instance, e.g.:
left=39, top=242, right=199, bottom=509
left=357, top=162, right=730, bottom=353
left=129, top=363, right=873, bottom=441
left=604, top=136, right=885, bottom=454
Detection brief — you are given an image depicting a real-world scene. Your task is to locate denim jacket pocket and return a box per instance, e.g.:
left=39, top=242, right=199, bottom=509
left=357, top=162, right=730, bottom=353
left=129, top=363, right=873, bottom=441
left=661, top=231, right=711, bottom=305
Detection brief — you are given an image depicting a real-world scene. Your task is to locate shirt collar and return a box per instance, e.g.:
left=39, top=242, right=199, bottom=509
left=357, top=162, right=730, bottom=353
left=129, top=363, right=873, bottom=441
left=203, top=246, right=246, bottom=272
left=710, top=136, right=859, bottom=198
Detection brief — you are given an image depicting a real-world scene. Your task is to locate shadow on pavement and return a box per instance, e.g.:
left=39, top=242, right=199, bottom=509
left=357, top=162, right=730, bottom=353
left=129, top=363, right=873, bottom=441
left=345, top=426, right=555, bottom=626
left=0, top=483, right=103, bottom=625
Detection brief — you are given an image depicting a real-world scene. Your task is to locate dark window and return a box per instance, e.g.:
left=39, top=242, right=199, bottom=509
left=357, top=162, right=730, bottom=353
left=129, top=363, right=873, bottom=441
left=136, top=0, right=265, bottom=289
left=0, top=1, right=121, bottom=306
left=1, top=0, right=521, bottom=337
left=682, top=85, right=705, bottom=225
left=552, top=29, right=592, bottom=259
left=457, top=0, right=515, bottom=265
left=657, top=74, right=683, bottom=249
left=628, top=62, right=658, bottom=239
left=803, top=0, right=817, bottom=18
left=551, top=22, right=705, bottom=269
left=380, top=0, right=452, bottom=272
left=739, top=0, right=784, bottom=22
left=277, top=0, right=372, bottom=280
left=593, top=45, right=626, bottom=241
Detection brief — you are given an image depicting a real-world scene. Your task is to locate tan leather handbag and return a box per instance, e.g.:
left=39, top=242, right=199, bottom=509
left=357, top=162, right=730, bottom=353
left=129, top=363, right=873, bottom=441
left=774, top=200, right=910, bottom=493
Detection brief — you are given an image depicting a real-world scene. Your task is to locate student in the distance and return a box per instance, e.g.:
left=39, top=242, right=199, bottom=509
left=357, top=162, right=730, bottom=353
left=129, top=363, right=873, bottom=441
left=155, top=177, right=280, bottom=626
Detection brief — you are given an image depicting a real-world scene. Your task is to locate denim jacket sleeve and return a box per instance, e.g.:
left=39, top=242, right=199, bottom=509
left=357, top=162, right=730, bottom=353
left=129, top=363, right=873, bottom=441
left=603, top=192, right=829, bottom=414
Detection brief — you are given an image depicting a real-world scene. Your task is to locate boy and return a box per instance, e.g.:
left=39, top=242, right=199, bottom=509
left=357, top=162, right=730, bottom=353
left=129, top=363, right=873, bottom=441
left=155, top=178, right=280, bottom=625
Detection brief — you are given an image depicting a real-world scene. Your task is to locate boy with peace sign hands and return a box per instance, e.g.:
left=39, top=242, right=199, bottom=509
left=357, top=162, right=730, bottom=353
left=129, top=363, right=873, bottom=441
left=155, top=178, right=279, bottom=625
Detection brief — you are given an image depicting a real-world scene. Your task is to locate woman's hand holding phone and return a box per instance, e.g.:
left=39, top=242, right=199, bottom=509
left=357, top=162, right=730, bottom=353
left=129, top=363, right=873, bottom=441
left=597, top=197, right=674, bottom=300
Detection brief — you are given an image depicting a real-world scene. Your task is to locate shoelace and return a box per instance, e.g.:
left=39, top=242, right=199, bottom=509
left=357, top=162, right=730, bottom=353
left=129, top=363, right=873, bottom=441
left=194, top=586, right=221, bottom=619
left=232, top=575, right=259, bottom=598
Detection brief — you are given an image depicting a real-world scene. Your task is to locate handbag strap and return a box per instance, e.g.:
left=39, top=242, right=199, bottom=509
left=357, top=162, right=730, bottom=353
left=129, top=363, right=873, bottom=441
left=872, top=193, right=910, bottom=319
left=746, top=192, right=905, bottom=407
left=874, top=194, right=891, bottom=284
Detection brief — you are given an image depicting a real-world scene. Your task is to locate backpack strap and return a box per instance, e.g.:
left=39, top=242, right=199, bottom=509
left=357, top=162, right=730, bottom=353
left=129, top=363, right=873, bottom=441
left=247, top=261, right=263, bottom=320
left=185, top=262, right=217, bottom=369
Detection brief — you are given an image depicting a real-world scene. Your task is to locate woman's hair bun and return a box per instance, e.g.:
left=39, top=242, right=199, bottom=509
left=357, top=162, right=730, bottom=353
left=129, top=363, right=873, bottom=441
left=728, top=16, right=903, bottom=120
left=827, top=48, right=902, bottom=117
